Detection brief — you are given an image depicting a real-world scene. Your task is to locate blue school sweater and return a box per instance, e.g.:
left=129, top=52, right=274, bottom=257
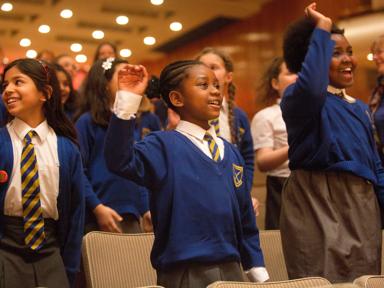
left=0, top=128, right=85, bottom=286
left=76, top=112, right=160, bottom=221
left=0, top=100, right=6, bottom=126
left=234, top=107, right=254, bottom=193
left=104, top=115, right=265, bottom=271
left=281, top=28, right=384, bottom=206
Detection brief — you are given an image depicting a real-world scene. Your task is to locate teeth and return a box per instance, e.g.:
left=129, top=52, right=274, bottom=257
left=7, top=98, right=18, bottom=104
left=342, top=68, right=352, bottom=72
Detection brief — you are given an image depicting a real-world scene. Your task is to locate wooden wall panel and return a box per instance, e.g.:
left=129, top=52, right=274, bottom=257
left=140, top=0, right=373, bottom=118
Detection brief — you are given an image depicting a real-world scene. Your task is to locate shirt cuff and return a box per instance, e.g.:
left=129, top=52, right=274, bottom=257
left=113, top=90, right=143, bottom=120
left=245, top=267, right=269, bottom=283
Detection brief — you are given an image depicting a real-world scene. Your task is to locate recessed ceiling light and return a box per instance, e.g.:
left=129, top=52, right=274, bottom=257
left=116, top=15, right=129, bottom=25
left=143, top=36, right=156, bottom=46
left=170, top=22, right=182, bottom=31
left=120, top=49, right=132, bottom=58
left=38, top=25, right=51, bottom=34
left=1, top=2, right=13, bottom=12
left=19, top=38, right=31, bottom=47
left=367, top=53, right=373, bottom=61
left=70, top=43, right=82, bottom=52
left=92, top=30, right=104, bottom=39
left=75, top=54, right=87, bottom=63
left=150, top=0, right=164, bottom=5
left=26, top=49, right=37, bottom=58
left=60, top=9, right=73, bottom=19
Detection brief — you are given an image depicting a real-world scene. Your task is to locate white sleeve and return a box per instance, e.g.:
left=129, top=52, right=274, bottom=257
left=113, top=90, right=143, bottom=120
left=251, top=111, right=274, bottom=151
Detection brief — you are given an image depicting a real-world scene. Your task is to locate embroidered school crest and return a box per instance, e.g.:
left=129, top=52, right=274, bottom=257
left=232, top=164, right=243, bottom=188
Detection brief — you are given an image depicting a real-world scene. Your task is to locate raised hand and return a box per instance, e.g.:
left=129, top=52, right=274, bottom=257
left=118, top=64, right=149, bottom=95
left=304, top=2, right=332, bottom=31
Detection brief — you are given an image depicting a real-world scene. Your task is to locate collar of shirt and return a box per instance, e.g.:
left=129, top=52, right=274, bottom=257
left=10, top=118, right=49, bottom=144
left=176, top=120, right=219, bottom=142
left=327, top=85, right=356, bottom=103
left=221, top=97, right=228, bottom=115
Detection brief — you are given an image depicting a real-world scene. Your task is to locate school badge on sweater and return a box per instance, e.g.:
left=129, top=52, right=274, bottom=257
left=232, top=164, right=243, bottom=188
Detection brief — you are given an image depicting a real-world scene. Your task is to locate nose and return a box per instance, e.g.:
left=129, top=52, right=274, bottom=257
left=210, top=85, right=220, bottom=95
left=3, top=83, right=14, bottom=96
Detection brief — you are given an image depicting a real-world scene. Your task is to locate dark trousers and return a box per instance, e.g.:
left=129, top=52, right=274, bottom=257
left=265, top=175, right=287, bottom=230
left=157, top=261, right=244, bottom=288
left=0, top=216, right=69, bottom=288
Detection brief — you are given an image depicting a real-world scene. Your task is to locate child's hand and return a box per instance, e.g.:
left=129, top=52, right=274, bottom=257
left=304, top=2, right=332, bottom=32
left=252, top=197, right=260, bottom=217
left=93, top=204, right=123, bottom=233
left=142, top=211, right=153, bottom=232
left=118, top=64, right=149, bottom=95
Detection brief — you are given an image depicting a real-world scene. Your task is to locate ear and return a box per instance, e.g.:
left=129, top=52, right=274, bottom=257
left=271, top=78, right=279, bottom=91
left=169, top=90, right=184, bottom=108
left=225, top=71, right=233, bottom=84
left=40, top=85, right=53, bottom=102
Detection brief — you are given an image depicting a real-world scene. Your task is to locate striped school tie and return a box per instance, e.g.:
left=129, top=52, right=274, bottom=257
left=204, top=132, right=221, bottom=162
left=209, top=119, right=220, bottom=136
left=21, top=130, right=45, bottom=251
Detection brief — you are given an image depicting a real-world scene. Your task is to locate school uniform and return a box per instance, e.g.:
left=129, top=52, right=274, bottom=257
left=371, top=75, right=384, bottom=163
left=280, top=28, right=384, bottom=283
left=0, top=100, right=6, bottom=126
left=218, top=99, right=255, bottom=192
left=104, top=91, right=268, bottom=288
left=0, top=119, right=85, bottom=287
left=251, top=103, right=289, bottom=229
left=76, top=111, right=160, bottom=232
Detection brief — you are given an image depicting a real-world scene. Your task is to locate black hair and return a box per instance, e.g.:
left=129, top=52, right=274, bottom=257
left=2, top=58, right=78, bottom=144
left=78, top=57, right=128, bottom=126
left=52, top=63, right=78, bottom=119
left=159, top=60, right=203, bottom=111
left=145, top=75, right=160, bottom=99
left=283, top=17, right=344, bottom=73
left=258, top=57, right=284, bottom=106
left=93, top=42, right=118, bottom=63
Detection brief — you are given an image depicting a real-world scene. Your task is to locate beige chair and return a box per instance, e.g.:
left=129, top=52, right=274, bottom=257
left=258, top=230, right=289, bottom=281
left=207, top=277, right=332, bottom=288
left=82, top=231, right=156, bottom=288
left=353, top=275, right=384, bottom=288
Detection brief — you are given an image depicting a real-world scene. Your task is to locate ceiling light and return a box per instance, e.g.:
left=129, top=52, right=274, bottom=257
left=38, top=25, right=51, bottom=34
left=92, top=30, right=104, bottom=39
left=70, top=43, right=82, bottom=52
left=75, top=54, right=87, bottom=63
left=116, top=15, right=129, bottom=25
left=19, top=38, right=31, bottom=47
left=26, top=49, right=37, bottom=59
left=120, top=49, right=132, bottom=58
left=143, top=36, right=156, bottom=46
left=150, top=0, right=164, bottom=5
left=60, top=9, right=73, bottom=19
left=367, top=53, right=374, bottom=61
left=1, top=2, right=13, bottom=12
left=170, top=22, right=182, bottom=31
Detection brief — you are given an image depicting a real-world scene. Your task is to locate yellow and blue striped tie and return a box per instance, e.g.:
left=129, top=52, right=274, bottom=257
left=21, top=130, right=45, bottom=251
left=204, top=132, right=221, bottom=162
left=209, top=119, right=220, bottom=137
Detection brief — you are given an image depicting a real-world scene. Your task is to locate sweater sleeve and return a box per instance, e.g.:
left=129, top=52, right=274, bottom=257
left=104, top=114, right=166, bottom=190
left=75, top=115, right=101, bottom=210
left=61, top=148, right=86, bottom=286
left=281, top=28, right=334, bottom=119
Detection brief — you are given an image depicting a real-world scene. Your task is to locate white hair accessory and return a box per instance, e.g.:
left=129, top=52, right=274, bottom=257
left=102, top=57, right=115, bottom=72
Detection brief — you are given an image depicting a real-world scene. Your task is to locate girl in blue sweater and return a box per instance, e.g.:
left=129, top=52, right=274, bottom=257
left=0, top=59, right=85, bottom=287
left=76, top=58, right=157, bottom=233
left=104, top=61, right=269, bottom=288
left=280, top=2, right=384, bottom=282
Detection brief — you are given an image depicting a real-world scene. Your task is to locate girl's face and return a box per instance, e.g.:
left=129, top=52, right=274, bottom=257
left=372, top=41, right=384, bottom=76
left=2, top=66, right=46, bottom=124
left=329, top=34, right=357, bottom=89
left=174, top=64, right=221, bottom=129
left=57, top=56, right=77, bottom=78
left=271, top=62, right=297, bottom=98
left=107, top=63, right=126, bottom=105
left=198, top=53, right=232, bottom=97
left=98, top=44, right=116, bottom=60
left=56, top=70, right=71, bottom=104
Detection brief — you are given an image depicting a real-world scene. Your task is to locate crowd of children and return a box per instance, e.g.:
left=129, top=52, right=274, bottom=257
left=0, top=2, right=383, bottom=287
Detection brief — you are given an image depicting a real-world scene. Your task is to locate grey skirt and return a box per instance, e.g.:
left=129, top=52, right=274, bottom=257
left=280, top=170, right=382, bottom=283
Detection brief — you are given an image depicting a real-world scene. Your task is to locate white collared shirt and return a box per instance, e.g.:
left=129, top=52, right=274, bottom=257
left=5, top=118, right=59, bottom=220
left=327, top=85, right=356, bottom=103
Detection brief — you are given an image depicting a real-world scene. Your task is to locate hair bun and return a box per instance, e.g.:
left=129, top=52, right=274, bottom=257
left=145, top=75, right=160, bottom=99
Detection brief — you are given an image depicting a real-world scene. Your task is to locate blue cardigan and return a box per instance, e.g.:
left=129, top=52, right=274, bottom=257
left=75, top=112, right=160, bottom=221
left=104, top=115, right=265, bottom=271
left=281, top=28, right=384, bottom=207
left=0, top=128, right=85, bottom=286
